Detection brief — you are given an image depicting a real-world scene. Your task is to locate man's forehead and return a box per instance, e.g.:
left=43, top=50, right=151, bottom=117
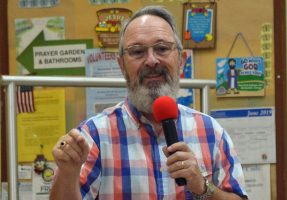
left=124, top=15, right=173, bottom=43
left=127, top=15, right=170, bottom=30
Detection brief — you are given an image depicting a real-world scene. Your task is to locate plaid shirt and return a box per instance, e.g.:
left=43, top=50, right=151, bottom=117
left=78, top=99, right=248, bottom=200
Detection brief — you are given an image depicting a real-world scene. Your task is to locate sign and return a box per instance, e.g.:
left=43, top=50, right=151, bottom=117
left=183, top=2, right=216, bottom=49
left=17, top=31, right=93, bottom=75
left=85, top=48, right=127, bottom=118
left=216, top=57, right=265, bottom=97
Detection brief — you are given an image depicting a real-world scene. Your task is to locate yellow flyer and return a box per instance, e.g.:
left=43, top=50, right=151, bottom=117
left=17, top=88, right=66, bottom=162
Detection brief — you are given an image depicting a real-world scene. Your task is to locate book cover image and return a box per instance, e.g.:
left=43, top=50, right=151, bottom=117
left=216, top=57, right=265, bottom=97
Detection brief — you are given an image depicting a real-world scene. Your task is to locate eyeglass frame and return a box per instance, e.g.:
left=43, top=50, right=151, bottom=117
left=122, top=41, right=179, bottom=59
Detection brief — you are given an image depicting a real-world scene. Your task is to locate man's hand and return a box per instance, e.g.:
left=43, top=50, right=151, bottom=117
left=162, top=142, right=206, bottom=195
left=49, top=129, right=90, bottom=200
left=52, top=129, right=90, bottom=176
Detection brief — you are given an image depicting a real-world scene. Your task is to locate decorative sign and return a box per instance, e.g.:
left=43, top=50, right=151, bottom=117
left=216, top=57, right=265, bottom=97
left=95, top=8, right=132, bottom=48
left=183, top=2, right=216, bottom=49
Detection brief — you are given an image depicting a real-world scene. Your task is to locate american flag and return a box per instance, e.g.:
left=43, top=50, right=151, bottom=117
left=16, top=86, right=35, bottom=113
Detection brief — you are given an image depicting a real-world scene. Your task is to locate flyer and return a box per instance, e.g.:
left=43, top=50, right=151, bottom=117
left=85, top=48, right=127, bottom=118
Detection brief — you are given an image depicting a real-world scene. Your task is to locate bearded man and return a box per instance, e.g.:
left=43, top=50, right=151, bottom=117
left=50, top=6, right=248, bottom=200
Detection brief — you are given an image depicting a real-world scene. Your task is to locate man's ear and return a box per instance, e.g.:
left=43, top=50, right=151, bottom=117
left=117, top=56, right=126, bottom=77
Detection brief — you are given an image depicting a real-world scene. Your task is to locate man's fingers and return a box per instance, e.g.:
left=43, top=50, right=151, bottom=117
left=59, top=142, right=84, bottom=163
left=162, top=146, right=170, bottom=157
left=53, top=129, right=89, bottom=164
left=166, top=142, right=191, bottom=153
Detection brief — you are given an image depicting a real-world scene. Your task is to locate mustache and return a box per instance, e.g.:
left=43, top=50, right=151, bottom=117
left=138, top=66, right=169, bottom=84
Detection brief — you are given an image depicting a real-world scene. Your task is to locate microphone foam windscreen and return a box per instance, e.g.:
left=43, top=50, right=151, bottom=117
left=152, top=96, right=178, bottom=122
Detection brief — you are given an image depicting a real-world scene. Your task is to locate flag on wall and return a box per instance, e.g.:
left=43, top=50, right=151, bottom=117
left=16, top=86, right=35, bottom=113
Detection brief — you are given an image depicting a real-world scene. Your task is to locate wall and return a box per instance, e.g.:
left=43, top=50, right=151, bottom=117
left=6, top=0, right=275, bottom=199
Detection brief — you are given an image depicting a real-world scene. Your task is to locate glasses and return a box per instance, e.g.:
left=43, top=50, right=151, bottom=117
left=123, top=41, right=177, bottom=59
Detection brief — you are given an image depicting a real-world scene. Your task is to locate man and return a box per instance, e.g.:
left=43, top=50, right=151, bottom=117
left=50, top=6, right=248, bottom=200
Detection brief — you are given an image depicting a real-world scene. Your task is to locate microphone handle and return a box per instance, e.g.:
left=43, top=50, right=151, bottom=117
left=162, top=119, right=187, bottom=186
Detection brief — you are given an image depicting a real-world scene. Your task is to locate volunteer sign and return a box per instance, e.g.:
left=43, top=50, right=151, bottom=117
left=17, top=31, right=93, bottom=75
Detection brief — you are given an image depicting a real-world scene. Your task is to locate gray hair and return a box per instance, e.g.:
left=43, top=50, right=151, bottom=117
left=118, top=6, right=183, bottom=57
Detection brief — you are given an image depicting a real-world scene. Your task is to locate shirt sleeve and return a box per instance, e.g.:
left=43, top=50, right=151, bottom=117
left=214, top=128, right=249, bottom=198
left=78, top=120, right=102, bottom=200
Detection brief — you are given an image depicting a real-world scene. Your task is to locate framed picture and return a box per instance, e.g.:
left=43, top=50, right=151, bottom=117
left=182, top=2, right=216, bottom=49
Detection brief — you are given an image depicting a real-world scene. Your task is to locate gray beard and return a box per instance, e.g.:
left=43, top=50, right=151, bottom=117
left=126, top=66, right=179, bottom=113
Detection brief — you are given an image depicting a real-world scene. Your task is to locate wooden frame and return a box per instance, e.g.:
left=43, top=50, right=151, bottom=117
left=0, top=0, right=8, bottom=182
left=182, top=2, right=217, bottom=49
left=274, top=0, right=287, bottom=199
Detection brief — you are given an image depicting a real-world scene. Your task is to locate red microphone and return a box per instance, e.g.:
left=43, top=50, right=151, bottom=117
left=152, top=96, right=187, bottom=186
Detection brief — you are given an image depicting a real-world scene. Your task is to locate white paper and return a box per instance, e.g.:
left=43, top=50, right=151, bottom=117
left=211, top=107, right=276, bottom=164
left=243, top=164, right=271, bottom=200
left=1, top=182, right=32, bottom=200
left=18, top=165, right=33, bottom=179
left=19, top=182, right=33, bottom=200
left=85, top=48, right=127, bottom=118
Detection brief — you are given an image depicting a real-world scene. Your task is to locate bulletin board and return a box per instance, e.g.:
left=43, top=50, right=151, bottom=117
left=5, top=0, right=276, bottom=199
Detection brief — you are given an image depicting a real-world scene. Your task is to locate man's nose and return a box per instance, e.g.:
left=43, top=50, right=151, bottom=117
left=144, top=48, right=160, bottom=66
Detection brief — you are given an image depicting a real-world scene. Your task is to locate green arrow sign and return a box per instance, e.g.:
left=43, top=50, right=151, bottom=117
left=17, top=31, right=93, bottom=75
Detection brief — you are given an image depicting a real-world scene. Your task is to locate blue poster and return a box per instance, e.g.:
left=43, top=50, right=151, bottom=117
left=184, top=8, right=213, bottom=43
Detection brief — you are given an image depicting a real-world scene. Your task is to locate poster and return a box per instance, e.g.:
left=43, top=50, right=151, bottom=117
left=210, top=107, right=276, bottom=164
left=177, top=49, right=195, bottom=108
left=17, top=88, right=66, bottom=162
left=85, top=48, right=127, bottom=118
left=216, top=56, right=265, bottom=97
